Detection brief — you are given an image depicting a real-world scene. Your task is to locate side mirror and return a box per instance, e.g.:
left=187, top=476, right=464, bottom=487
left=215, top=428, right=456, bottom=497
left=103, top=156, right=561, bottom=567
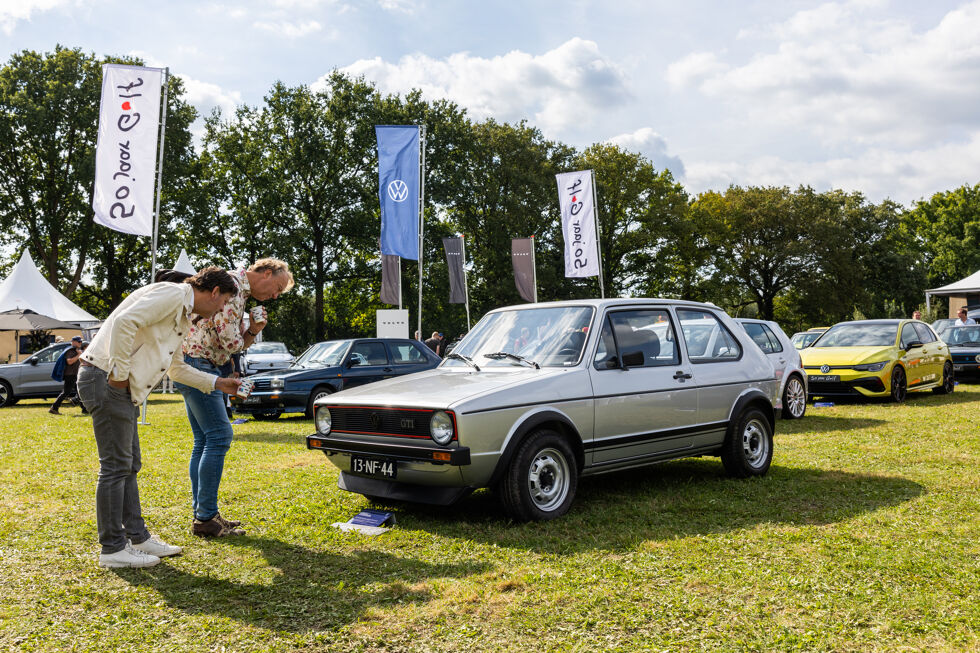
left=347, top=358, right=359, bottom=368
left=28, top=357, right=38, bottom=366
left=621, top=350, right=644, bottom=368
left=904, top=340, right=923, bottom=350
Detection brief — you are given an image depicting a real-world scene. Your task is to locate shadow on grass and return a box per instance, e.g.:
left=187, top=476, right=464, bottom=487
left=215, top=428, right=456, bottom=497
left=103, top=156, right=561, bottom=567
left=392, top=459, right=925, bottom=554
left=778, top=414, right=886, bottom=434
left=120, top=536, right=488, bottom=633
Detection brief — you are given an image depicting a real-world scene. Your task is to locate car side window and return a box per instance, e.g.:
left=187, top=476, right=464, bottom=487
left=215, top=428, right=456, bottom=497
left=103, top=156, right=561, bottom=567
left=677, top=309, right=741, bottom=362
left=742, top=323, right=775, bottom=353
left=900, top=323, right=919, bottom=349
left=36, top=347, right=65, bottom=364
left=761, top=325, right=784, bottom=352
left=389, top=342, right=427, bottom=364
left=912, top=322, right=936, bottom=344
left=349, top=342, right=389, bottom=366
left=593, top=309, right=679, bottom=369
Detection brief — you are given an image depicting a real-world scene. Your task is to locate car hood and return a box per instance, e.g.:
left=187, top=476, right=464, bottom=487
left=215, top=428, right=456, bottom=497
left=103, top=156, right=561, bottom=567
left=246, top=353, right=293, bottom=362
left=800, top=346, right=896, bottom=366
left=322, top=367, right=573, bottom=410
left=253, top=365, right=340, bottom=382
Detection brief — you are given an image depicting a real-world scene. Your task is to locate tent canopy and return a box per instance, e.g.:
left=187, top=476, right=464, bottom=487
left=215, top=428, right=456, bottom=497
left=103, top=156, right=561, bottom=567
left=0, top=251, right=99, bottom=325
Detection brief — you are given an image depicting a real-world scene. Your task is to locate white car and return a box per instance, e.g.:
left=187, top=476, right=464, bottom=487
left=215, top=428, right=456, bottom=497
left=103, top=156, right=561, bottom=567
left=242, top=341, right=293, bottom=375
left=735, top=318, right=807, bottom=419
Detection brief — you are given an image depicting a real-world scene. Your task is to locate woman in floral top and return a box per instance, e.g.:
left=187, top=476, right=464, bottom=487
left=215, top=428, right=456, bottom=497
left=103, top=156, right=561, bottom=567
left=175, top=258, right=294, bottom=537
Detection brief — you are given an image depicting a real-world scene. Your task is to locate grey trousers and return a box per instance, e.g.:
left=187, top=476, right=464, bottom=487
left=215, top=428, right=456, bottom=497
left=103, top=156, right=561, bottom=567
left=77, top=366, right=151, bottom=554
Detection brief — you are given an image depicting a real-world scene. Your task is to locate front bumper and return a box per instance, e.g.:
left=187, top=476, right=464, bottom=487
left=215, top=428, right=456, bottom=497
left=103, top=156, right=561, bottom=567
left=806, top=372, right=888, bottom=397
left=230, top=391, right=306, bottom=413
left=306, top=433, right=471, bottom=466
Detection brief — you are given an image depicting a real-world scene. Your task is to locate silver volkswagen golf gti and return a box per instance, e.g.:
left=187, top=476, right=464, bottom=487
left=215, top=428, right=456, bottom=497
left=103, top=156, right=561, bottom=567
left=307, top=299, right=780, bottom=521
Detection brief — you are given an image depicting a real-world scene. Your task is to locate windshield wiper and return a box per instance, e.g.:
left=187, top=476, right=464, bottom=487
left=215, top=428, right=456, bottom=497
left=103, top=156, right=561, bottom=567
left=446, top=352, right=481, bottom=371
left=483, top=352, right=540, bottom=369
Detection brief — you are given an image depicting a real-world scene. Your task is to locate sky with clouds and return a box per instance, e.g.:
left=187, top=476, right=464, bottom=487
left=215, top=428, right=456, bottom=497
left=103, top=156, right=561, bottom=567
left=2, top=0, right=979, bottom=205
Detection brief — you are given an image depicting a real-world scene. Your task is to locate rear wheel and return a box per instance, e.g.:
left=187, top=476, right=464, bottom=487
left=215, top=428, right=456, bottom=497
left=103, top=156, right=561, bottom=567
left=498, top=429, right=578, bottom=522
left=306, top=386, right=334, bottom=418
left=0, top=380, right=15, bottom=408
left=890, top=365, right=907, bottom=402
left=721, top=407, right=773, bottom=478
left=781, top=375, right=807, bottom=419
left=932, top=361, right=955, bottom=395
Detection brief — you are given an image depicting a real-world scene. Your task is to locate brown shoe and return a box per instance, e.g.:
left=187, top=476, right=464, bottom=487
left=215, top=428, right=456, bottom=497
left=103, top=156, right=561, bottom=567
left=213, top=513, right=242, bottom=529
left=192, top=514, right=245, bottom=537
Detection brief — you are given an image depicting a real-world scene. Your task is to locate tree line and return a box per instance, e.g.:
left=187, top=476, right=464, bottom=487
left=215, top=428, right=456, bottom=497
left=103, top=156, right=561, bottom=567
left=2, top=46, right=979, bottom=352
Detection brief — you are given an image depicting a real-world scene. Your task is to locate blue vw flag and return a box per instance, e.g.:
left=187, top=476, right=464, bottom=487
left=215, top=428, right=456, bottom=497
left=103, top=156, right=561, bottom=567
left=376, top=125, right=420, bottom=260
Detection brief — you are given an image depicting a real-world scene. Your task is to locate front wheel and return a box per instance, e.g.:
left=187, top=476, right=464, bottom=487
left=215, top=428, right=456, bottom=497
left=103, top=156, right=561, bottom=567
left=498, top=429, right=578, bottom=522
left=0, top=380, right=15, bottom=408
left=932, top=362, right=955, bottom=395
left=721, top=407, right=773, bottom=478
left=890, top=365, right=907, bottom=403
left=781, top=375, right=807, bottom=419
left=306, top=386, right=334, bottom=418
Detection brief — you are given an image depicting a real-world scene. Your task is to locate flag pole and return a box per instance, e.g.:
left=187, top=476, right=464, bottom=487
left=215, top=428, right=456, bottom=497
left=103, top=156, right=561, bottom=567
left=417, top=125, right=425, bottom=342
left=591, top=169, right=606, bottom=298
left=461, top=234, right=471, bottom=330
left=531, top=235, right=538, bottom=303
left=140, top=66, right=169, bottom=426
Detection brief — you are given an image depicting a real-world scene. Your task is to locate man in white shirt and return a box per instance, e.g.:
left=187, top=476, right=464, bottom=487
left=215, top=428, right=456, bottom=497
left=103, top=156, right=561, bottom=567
left=78, top=267, right=241, bottom=568
left=955, top=308, right=975, bottom=326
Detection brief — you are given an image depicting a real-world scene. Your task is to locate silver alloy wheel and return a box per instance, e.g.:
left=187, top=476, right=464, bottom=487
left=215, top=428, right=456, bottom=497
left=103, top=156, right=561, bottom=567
left=0, top=383, right=8, bottom=406
left=742, top=418, right=770, bottom=468
left=526, top=447, right=571, bottom=512
left=784, top=377, right=806, bottom=418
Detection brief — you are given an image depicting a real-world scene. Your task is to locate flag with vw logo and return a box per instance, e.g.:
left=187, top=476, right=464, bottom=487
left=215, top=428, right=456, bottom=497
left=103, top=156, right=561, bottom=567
left=376, top=125, right=420, bottom=260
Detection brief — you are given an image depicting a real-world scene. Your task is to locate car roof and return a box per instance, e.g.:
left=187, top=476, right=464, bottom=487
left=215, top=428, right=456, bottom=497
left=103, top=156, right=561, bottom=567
left=485, top=298, right=724, bottom=314
left=829, top=319, right=903, bottom=326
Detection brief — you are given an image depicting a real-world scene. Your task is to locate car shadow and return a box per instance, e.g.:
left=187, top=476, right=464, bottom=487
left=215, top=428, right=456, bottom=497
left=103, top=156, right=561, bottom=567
left=391, top=460, right=925, bottom=554
left=118, top=536, right=488, bottom=633
left=778, top=414, right=885, bottom=434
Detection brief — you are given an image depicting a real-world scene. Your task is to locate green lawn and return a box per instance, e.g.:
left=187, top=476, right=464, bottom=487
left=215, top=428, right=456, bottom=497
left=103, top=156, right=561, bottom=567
left=1, top=387, right=978, bottom=652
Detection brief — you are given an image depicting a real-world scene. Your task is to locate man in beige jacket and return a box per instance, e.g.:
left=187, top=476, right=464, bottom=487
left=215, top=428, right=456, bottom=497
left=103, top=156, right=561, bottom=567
left=79, top=267, right=241, bottom=568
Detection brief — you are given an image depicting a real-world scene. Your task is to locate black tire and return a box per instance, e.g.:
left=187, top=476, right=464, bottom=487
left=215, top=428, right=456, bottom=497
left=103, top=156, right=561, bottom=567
left=497, top=429, right=578, bottom=522
left=252, top=410, right=282, bottom=421
left=781, top=375, right=807, bottom=419
left=0, top=380, right=14, bottom=408
left=932, top=361, right=955, bottom=395
left=890, top=365, right=907, bottom=402
left=721, top=407, right=773, bottom=478
left=306, top=385, right=334, bottom=418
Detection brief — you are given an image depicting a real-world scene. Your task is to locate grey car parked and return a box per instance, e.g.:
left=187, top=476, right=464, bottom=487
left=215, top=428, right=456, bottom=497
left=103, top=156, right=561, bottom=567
left=306, top=299, right=780, bottom=521
left=0, top=342, right=72, bottom=407
left=735, top=318, right=807, bottom=419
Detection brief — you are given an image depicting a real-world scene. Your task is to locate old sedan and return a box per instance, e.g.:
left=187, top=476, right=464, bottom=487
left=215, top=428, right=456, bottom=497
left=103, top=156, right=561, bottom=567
left=306, top=299, right=780, bottom=521
left=233, top=337, right=442, bottom=420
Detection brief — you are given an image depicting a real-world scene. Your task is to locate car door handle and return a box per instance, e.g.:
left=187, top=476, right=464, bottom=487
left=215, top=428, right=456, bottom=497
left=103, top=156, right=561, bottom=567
left=673, top=370, right=692, bottom=380
left=383, top=367, right=393, bottom=373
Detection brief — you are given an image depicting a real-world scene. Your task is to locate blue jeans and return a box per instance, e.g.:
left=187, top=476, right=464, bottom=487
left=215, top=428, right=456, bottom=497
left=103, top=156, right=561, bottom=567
left=175, top=355, right=233, bottom=521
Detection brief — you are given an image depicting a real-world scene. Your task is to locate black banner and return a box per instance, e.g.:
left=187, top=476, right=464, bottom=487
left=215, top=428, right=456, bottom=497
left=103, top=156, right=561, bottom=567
left=442, top=237, right=466, bottom=304
left=380, top=254, right=400, bottom=305
left=511, top=238, right=535, bottom=302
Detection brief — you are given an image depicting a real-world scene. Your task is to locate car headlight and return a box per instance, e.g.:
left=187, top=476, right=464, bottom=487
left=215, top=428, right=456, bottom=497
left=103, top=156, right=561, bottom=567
left=270, top=377, right=285, bottom=389
left=975, top=354, right=980, bottom=363
left=315, top=407, right=331, bottom=434
left=853, top=361, right=888, bottom=372
left=430, top=411, right=454, bottom=445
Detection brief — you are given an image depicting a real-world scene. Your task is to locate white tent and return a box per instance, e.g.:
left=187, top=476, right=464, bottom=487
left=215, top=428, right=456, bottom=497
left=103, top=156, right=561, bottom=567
left=0, top=251, right=100, bottom=326
left=173, top=249, right=196, bottom=274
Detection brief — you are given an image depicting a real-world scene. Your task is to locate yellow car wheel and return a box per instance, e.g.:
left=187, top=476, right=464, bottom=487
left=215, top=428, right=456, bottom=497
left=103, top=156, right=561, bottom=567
left=889, top=365, right=907, bottom=403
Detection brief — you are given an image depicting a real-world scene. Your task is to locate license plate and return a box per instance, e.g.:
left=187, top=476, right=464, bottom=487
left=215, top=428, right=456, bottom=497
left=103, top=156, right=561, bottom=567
left=243, top=396, right=261, bottom=404
left=954, top=365, right=965, bottom=371
left=351, top=456, right=397, bottom=479
left=808, top=374, right=839, bottom=383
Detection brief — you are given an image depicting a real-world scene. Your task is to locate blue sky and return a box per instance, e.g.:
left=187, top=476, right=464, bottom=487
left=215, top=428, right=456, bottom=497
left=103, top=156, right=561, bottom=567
left=3, top=0, right=979, bottom=205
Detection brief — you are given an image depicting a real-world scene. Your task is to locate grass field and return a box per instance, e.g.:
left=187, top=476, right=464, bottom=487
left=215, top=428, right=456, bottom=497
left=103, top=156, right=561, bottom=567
left=1, top=385, right=979, bottom=652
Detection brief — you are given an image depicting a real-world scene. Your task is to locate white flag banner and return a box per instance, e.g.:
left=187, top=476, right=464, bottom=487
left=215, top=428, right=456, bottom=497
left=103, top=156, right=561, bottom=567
left=92, top=64, right=165, bottom=237
left=556, top=170, right=600, bottom=278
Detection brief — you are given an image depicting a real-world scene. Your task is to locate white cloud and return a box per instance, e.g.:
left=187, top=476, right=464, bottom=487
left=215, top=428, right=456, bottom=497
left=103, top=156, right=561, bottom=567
left=335, top=37, right=630, bottom=134
left=683, top=130, right=980, bottom=205
left=667, top=0, right=980, bottom=148
left=177, top=74, right=242, bottom=119
left=607, top=127, right=686, bottom=177
left=0, top=0, right=72, bottom=34
left=253, top=19, right=323, bottom=38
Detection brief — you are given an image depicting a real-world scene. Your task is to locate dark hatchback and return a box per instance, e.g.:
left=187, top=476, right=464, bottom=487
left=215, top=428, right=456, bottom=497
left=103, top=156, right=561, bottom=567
left=231, top=338, right=442, bottom=420
left=941, top=325, right=980, bottom=376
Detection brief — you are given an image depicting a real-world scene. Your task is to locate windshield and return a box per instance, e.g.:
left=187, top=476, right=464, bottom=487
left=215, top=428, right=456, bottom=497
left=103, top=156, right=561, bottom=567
left=444, top=306, right=595, bottom=368
left=248, top=342, right=288, bottom=355
left=941, top=325, right=980, bottom=346
left=813, top=323, right=897, bottom=348
left=292, top=340, right=350, bottom=368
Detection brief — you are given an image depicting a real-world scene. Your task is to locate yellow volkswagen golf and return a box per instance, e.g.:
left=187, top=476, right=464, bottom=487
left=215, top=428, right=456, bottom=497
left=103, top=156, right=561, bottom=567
left=800, top=319, right=954, bottom=402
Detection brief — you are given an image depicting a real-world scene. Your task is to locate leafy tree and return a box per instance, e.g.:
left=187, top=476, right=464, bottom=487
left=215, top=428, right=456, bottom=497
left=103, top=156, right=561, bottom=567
left=905, top=183, right=980, bottom=286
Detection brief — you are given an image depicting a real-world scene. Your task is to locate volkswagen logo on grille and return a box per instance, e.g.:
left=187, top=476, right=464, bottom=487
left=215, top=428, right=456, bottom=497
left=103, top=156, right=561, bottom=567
left=820, top=364, right=831, bottom=374
left=370, top=412, right=383, bottom=430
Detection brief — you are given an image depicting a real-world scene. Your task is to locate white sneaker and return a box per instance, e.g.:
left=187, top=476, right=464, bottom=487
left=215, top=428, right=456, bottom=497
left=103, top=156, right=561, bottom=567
left=98, top=542, right=161, bottom=568
left=131, top=536, right=182, bottom=558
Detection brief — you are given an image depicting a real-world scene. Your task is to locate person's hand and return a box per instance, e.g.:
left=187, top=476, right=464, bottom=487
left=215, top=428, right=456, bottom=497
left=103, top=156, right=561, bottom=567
left=252, top=306, right=268, bottom=331
left=215, top=377, right=242, bottom=396
left=108, top=378, right=129, bottom=389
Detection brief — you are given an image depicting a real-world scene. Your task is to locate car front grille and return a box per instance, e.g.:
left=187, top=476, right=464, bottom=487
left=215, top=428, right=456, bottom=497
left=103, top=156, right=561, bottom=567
left=325, top=406, right=445, bottom=439
left=251, top=378, right=273, bottom=391
left=953, top=354, right=978, bottom=364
